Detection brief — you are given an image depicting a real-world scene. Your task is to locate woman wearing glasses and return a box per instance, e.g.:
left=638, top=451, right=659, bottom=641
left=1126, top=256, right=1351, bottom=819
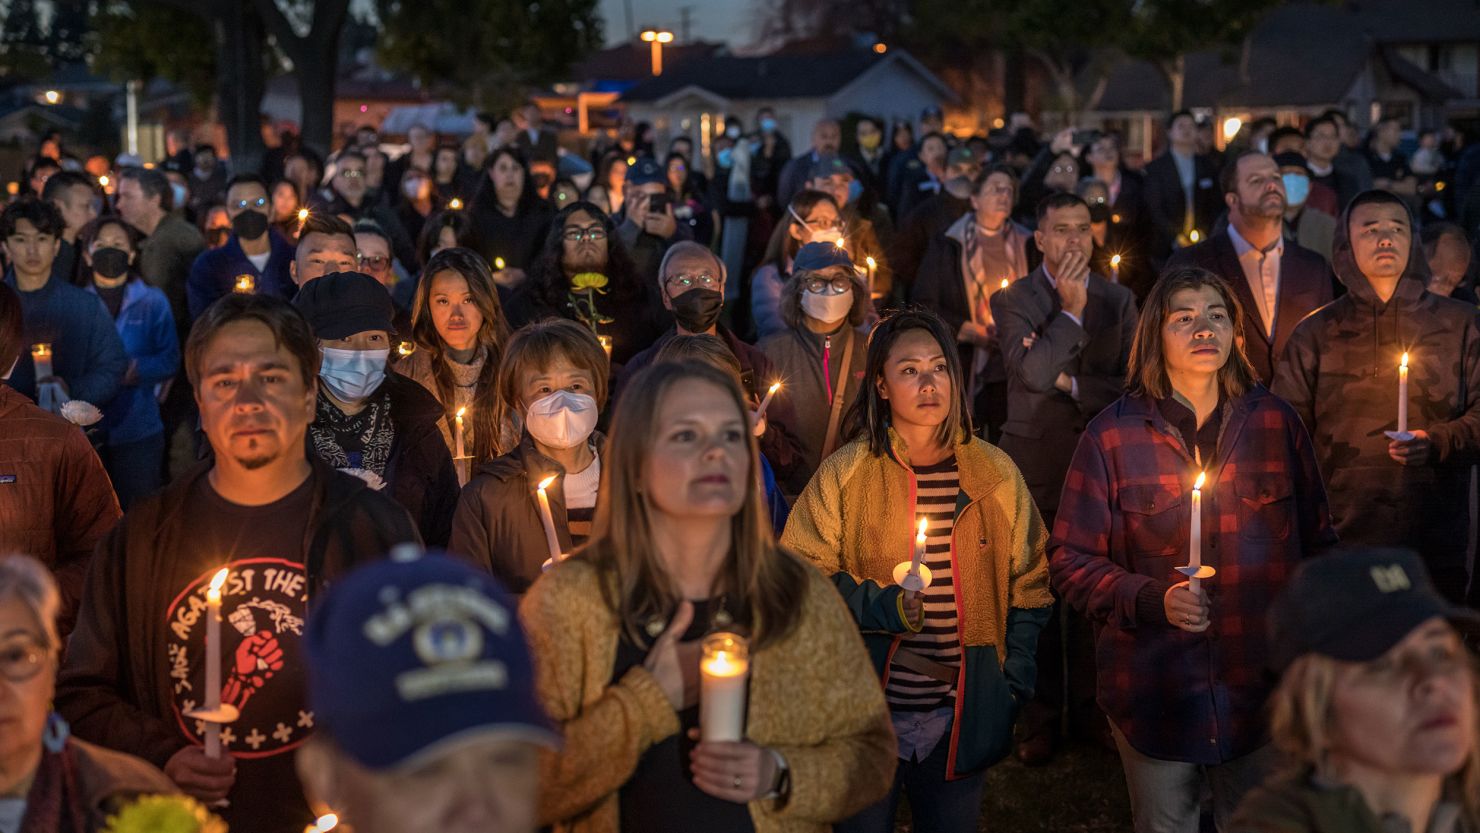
left=758, top=242, right=872, bottom=488
left=751, top=190, right=845, bottom=339
left=510, top=201, right=668, bottom=364
left=0, top=554, right=178, bottom=829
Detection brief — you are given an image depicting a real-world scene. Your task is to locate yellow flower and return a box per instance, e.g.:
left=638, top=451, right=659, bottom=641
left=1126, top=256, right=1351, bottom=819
left=570, top=272, right=609, bottom=291
left=103, top=794, right=227, bottom=833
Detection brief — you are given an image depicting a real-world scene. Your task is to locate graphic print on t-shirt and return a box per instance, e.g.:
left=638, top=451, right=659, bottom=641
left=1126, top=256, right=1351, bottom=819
left=166, top=559, right=311, bottom=759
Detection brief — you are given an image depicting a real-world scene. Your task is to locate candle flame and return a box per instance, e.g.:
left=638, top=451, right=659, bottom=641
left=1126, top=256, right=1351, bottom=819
left=537, top=474, right=557, bottom=492
left=1401, top=352, right=1409, bottom=369
left=207, top=568, right=229, bottom=602
left=916, top=516, right=929, bottom=542
left=297, top=208, right=310, bottom=222
left=448, top=198, right=463, bottom=210
left=1193, top=472, right=1206, bottom=491
left=494, top=257, right=506, bottom=271
left=1189, top=230, right=1201, bottom=243
left=1000, top=278, right=1010, bottom=289
left=98, top=174, right=110, bottom=187
left=1110, top=254, right=1122, bottom=268
left=456, top=406, right=467, bottom=418
left=768, top=381, right=781, bottom=395
left=314, top=815, right=339, bottom=833
left=397, top=341, right=415, bottom=357
left=865, top=256, right=877, bottom=268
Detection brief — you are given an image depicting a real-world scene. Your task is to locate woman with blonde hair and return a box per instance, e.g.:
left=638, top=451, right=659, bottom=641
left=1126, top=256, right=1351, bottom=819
left=398, top=247, right=513, bottom=479
left=519, top=360, right=895, bottom=832
left=1231, top=547, right=1479, bottom=833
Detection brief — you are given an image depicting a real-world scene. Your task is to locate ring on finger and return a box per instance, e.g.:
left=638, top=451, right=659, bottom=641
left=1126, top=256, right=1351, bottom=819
left=733, top=774, right=742, bottom=789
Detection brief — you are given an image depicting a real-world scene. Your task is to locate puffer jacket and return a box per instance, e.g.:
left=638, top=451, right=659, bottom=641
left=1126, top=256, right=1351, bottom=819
left=781, top=429, right=1054, bottom=778
left=1272, top=193, right=1480, bottom=601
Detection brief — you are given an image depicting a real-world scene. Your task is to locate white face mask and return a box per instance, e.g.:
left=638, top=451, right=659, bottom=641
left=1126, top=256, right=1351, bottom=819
left=525, top=390, right=599, bottom=449
left=800, top=287, right=854, bottom=324
left=319, top=347, right=389, bottom=403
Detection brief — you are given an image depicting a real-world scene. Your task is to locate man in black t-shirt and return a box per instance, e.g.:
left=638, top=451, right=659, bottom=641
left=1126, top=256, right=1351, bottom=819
left=57, top=294, right=420, bottom=833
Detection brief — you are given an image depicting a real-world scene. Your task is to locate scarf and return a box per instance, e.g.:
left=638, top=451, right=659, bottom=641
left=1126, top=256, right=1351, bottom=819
left=310, top=390, right=395, bottom=479
left=19, top=744, right=87, bottom=833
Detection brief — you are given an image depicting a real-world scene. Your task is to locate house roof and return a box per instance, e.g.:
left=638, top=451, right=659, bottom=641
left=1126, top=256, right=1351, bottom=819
left=620, top=47, right=954, bottom=105
left=1348, top=0, right=1480, bottom=43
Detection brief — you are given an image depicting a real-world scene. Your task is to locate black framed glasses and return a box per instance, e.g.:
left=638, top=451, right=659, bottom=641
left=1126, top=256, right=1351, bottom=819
left=805, top=277, right=853, bottom=295
left=358, top=254, right=391, bottom=270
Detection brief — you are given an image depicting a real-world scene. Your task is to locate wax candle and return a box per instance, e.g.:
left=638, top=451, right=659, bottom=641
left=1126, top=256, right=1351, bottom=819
left=598, top=335, right=612, bottom=360
left=1398, top=352, right=1409, bottom=435
left=454, top=407, right=466, bottom=459
left=30, top=343, right=52, bottom=379
left=754, top=382, right=781, bottom=420
left=865, top=256, right=877, bottom=295
left=233, top=274, right=256, bottom=294
left=204, top=567, right=229, bottom=758
left=296, top=208, right=309, bottom=235
left=700, top=632, right=749, bottom=742
left=535, top=475, right=562, bottom=564
left=1110, top=254, right=1122, bottom=283
left=1189, top=472, right=1205, bottom=594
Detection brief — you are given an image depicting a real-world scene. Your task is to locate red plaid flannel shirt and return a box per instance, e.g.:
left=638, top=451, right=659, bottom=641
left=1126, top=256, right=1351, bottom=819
left=1049, top=387, right=1335, bottom=764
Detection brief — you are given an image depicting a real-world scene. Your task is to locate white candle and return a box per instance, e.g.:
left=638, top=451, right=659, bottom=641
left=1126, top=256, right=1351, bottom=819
left=1189, top=472, right=1205, bottom=594
left=910, top=516, right=928, bottom=575
left=1110, top=254, right=1122, bottom=283
left=296, top=208, right=309, bottom=236
left=700, top=632, right=749, bottom=742
left=204, top=567, right=228, bottom=758
left=865, top=256, right=877, bottom=295
left=1398, top=352, right=1409, bottom=434
left=30, top=344, right=52, bottom=379
left=754, top=382, right=781, bottom=420
left=535, top=475, right=562, bottom=564
left=454, top=407, right=466, bottom=459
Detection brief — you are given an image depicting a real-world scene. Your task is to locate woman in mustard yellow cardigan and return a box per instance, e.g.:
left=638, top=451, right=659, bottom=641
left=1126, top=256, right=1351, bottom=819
left=519, top=360, right=896, bottom=833
left=782, top=310, right=1054, bottom=833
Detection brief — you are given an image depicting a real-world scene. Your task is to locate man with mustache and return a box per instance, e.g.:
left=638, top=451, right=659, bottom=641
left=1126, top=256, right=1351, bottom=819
left=57, top=293, right=420, bottom=833
left=1273, top=190, right=1480, bottom=605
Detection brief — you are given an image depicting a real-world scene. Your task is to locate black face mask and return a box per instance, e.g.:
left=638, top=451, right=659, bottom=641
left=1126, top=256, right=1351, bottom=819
left=1088, top=204, right=1112, bottom=224
left=669, top=287, right=724, bottom=333
left=91, top=247, right=130, bottom=279
left=231, top=209, right=269, bottom=240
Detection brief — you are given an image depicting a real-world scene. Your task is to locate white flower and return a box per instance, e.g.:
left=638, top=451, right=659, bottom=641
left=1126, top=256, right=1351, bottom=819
left=339, top=467, right=386, bottom=491
left=61, top=400, right=102, bottom=426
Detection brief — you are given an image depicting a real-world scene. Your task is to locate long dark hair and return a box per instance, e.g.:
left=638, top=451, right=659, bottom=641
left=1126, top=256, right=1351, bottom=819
left=75, top=216, right=144, bottom=287
left=473, top=146, right=541, bottom=217
left=410, top=247, right=512, bottom=461
left=525, top=201, right=643, bottom=311
left=585, top=360, right=806, bottom=650
left=842, top=308, right=972, bottom=456
left=1127, top=267, right=1258, bottom=395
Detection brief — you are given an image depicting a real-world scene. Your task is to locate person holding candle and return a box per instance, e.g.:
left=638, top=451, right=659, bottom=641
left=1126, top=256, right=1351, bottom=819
left=1273, top=190, right=1480, bottom=604
left=782, top=309, right=1054, bottom=833
left=757, top=242, right=872, bottom=484
left=185, top=174, right=298, bottom=321
left=1229, top=548, right=1480, bottom=833
left=293, top=271, right=460, bottom=546
left=1, top=196, right=129, bottom=411
left=0, top=554, right=182, bottom=830
left=1051, top=267, right=1336, bottom=833
left=451, top=318, right=608, bottom=592
left=397, top=247, right=515, bottom=479
left=56, top=293, right=420, bottom=833
left=468, top=147, right=555, bottom=290
left=78, top=216, right=180, bottom=510
left=519, top=360, right=895, bottom=833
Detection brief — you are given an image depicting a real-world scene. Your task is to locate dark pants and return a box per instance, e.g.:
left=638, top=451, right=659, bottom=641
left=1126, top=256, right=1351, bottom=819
left=975, top=379, right=1007, bottom=444
left=103, top=433, right=165, bottom=510
left=1021, top=510, right=1104, bottom=748
left=835, top=726, right=986, bottom=833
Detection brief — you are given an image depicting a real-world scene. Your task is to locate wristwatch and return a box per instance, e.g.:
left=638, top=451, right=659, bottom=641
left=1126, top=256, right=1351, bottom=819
left=766, top=750, right=791, bottom=801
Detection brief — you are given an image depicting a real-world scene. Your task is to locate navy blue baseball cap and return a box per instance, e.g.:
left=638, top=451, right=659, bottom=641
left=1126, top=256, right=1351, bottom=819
left=1268, top=547, right=1480, bottom=672
left=305, top=548, right=558, bottom=770
left=794, top=241, right=854, bottom=273
left=624, top=156, right=664, bottom=187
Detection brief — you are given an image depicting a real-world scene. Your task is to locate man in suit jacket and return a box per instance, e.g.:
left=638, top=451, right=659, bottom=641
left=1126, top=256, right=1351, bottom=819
left=1168, top=151, right=1335, bottom=385
left=990, top=192, right=1137, bottom=766
left=1143, top=110, right=1224, bottom=265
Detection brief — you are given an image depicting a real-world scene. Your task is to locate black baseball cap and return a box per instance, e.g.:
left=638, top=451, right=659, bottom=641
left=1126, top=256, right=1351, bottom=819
left=293, top=271, right=397, bottom=339
left=1268, top=547, right=1480, bottom=672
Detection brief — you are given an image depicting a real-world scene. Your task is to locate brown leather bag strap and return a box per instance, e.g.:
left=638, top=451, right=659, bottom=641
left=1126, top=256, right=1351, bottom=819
left=820, top=331, right=856, bottom=460
left=892, top=647, right=958, bottom=684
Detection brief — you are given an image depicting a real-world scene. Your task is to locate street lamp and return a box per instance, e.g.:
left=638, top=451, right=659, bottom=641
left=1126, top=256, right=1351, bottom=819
left=640, top=28, right=674, bottom=76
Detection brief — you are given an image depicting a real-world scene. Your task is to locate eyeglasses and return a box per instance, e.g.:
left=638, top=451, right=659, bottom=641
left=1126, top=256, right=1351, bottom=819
left=978, top=184, right=1013, bottom=198
left=358, top=254, right=391, bottom=270
left=665, top=273, right=720, bottom=290
left=339, top=169, right=365, bottom=179
left=0, top=639, right=46, bottom=683
left=1050, top=165, right=1078, bottom=175
left=805, top=277, right=854, bottom=295
left=562, top=227, right=608, bottom=242
left=804, top=218, right=842, bottom=231
left=232, top=197, right=269, bottom=210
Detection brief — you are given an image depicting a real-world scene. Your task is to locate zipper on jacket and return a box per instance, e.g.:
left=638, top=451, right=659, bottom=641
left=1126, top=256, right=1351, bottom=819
left=823, top=335, right=834, bottom=402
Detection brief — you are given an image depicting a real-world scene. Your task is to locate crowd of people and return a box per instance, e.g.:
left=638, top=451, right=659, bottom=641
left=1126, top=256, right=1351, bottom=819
left=1, top=100, right=1479, bottom=833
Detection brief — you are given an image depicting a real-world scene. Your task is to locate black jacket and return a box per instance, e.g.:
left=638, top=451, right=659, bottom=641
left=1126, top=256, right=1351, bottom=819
left=1142, top=151, right=1224, bottom=263
left=889, top=191, right=971, bottom=298
left=990, top=267, right=1138, bottom=521
left=468, top=196, right=555, bottom=273
left=1167, top=230, right=1336, bottom=385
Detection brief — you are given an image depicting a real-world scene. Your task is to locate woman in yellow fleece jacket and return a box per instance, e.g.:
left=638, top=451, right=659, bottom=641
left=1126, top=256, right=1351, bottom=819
left=519, top=360, right=896, bottom=833
left=782, top=310, right=1054, bottom=833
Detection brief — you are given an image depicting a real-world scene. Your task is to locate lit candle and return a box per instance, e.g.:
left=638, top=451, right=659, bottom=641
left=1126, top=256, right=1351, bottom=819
left=204, top=567, right=228, bottom=758
left=892, top=517, right=933, bottom=593
left=1189, top=229, right=1201, bottom=244
left=296, top=208, right=309, bottom=235
left=910, top=516, right=928, bottom=575
left=1174, top=472, right=1218, bottom=597
left=397, top=341, right=415, bottom=358
left=754, top=382, right=781, bottom=420
left=535, top=475, right=562, bottom=565
left=454, top=406, right=466, bottom=459
left=233, top=274, right=256, bottom=294
left=448, top=197, right=463, bottom=211
left=700, top=632, right=749, bottom=742
left=1110, top=254, right=1122, bottom=283
left=494, top=257, right=506, bottom=272
left=1398, top=352, right=1409, bottom=435
left=865, top=256, right=877, bottom=294
left=598, top=335, right=612, bottom=360
left=30, top=343, right=52, bottom=380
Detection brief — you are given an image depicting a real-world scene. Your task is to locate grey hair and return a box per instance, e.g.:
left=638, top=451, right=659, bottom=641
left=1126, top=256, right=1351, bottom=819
left=0, top=555, right=61, bottom=653
left=657, top=241, right=727, bottom=288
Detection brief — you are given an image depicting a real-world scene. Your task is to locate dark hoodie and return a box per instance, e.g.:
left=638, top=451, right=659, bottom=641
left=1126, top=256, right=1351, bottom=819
left=56, top=459, right=420, bottom=833
left=1272, top=192, right=1480, bottom=601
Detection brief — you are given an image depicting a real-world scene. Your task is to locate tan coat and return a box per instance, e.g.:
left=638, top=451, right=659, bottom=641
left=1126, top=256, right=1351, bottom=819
left=519, top=556, right=897, bottom=832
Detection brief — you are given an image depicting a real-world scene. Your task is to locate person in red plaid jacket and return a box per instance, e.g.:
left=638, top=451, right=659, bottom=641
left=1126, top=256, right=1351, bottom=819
left=1049, top=266, right=1337, bottom=833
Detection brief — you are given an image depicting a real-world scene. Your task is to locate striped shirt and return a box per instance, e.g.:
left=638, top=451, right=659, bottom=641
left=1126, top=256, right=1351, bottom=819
left=886, top=457, right=962, bottom=711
